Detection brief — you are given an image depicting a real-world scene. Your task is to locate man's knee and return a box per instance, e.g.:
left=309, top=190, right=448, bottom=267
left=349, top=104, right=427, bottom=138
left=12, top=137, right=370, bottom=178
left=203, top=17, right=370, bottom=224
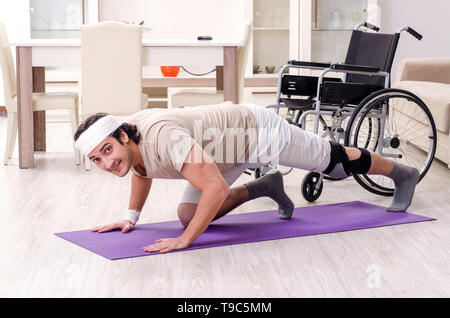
left=323, top=141, right=371, bottom=178
left=177, top=203, right=197, bottom=228
left=344, top=147, right=362, bottom=161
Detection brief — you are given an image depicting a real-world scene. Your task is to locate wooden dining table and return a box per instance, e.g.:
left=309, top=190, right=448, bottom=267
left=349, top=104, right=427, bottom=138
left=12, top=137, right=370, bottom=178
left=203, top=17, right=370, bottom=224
left=12, top=38, right=242, bottom=168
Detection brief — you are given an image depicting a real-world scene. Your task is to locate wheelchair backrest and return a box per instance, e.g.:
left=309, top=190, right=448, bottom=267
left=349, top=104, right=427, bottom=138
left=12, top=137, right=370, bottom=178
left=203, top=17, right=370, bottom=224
left=344, top=30, right=400, bottom=87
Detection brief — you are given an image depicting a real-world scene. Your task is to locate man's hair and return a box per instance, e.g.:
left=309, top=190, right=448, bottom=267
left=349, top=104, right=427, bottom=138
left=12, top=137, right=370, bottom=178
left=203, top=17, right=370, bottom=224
left=74, top=113, right=141, bottom=145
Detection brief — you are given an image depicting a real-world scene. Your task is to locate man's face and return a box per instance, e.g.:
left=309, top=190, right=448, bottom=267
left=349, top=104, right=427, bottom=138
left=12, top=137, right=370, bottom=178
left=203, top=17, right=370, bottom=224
left=87, top=132, right=133, bottom=177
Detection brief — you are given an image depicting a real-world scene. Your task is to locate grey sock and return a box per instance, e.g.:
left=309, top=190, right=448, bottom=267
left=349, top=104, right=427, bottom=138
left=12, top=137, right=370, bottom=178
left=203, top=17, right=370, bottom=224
left=244, top=169, right=294, bottom=219
left=386, top=162, right=420, bottom=212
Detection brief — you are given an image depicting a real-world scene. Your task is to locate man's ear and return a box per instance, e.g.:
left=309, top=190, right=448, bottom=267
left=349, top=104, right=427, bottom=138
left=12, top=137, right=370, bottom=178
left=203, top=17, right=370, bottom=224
left=120, top=129, right=130, bottom=144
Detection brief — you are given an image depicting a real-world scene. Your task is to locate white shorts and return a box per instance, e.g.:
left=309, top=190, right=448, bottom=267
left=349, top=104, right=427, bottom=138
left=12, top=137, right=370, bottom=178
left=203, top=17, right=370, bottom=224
left=179, top=104, right=331, bottom=205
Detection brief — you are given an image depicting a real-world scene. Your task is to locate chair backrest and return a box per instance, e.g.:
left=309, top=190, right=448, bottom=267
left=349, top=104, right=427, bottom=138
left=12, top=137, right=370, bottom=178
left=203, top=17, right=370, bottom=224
left=81, top=21, right=143, bottom=116
left=237, top=20, right=252, bottom=104
left=344, top=30, right=400, bottom=87
left=0, top=22, right=17, bottom=112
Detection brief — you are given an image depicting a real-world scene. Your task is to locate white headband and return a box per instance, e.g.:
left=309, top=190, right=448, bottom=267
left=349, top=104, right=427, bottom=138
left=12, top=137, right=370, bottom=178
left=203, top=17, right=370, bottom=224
left=75, top=115, right=122, bottom=156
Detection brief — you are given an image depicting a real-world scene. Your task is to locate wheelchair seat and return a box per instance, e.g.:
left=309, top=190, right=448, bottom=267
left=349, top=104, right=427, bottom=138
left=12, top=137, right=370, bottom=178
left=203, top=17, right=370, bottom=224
left=279, top=98, right=315, bottom=110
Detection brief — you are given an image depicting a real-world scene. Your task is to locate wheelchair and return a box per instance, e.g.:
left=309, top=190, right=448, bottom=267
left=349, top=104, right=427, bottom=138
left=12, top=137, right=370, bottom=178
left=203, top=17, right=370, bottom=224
left=255, top=22, right=437, bottom=202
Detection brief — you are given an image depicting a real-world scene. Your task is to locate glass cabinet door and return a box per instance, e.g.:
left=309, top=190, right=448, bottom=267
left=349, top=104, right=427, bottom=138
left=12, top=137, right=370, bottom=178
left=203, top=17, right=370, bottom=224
left=252, top=0, right=290, bottom=76
left=29, top=0, right=86, bottom=39
left=311, top=0, right=367, bottom=63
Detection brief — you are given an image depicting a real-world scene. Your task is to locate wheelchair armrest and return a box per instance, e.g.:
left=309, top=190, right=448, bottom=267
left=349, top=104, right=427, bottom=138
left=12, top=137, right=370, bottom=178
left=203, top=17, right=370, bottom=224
left=288, top=60, right=331, bottom=69
left=330, top=63, right=380, bottom=73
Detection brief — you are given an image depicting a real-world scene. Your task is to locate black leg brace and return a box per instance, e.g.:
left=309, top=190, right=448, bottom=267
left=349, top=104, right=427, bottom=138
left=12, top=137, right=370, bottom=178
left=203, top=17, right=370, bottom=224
left=323, top=141, right=372, bottom=178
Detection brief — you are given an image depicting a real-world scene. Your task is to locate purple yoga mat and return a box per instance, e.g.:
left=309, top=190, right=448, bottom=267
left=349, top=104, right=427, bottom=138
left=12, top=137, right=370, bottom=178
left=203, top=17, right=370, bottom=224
left=55, top=201, right=435, bottom=260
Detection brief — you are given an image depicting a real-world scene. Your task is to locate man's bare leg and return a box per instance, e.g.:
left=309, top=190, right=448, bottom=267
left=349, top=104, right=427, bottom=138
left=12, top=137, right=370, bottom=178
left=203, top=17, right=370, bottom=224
left=213, top=169, right=293, bottom=221
left=213, top=185, right=249, bottom=220
left=178, top=171, right=290, bottom=227
left=345, top=147, right=393, bottom=175
left=178, top=185, right=249, bottom=227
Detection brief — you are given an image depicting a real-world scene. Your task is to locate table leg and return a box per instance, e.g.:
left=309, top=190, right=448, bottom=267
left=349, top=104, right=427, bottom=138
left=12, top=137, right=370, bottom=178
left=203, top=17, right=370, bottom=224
left=33, top=67, right=46, bottom=152
left=16, top=47, right=34, bottom=169
left=223, top=46, right=238, bottom=103
left=215, top=65, right=223, bottom=91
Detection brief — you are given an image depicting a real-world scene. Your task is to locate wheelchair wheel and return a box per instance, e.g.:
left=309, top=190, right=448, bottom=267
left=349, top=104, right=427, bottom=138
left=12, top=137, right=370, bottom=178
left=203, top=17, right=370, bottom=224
left=301, top=172, right=323, bottom=202
left=254, top=167, right=262, bottom=179
left=254, top=166, right=279, bottom=179
left=345, top=88, right=437, bottom=196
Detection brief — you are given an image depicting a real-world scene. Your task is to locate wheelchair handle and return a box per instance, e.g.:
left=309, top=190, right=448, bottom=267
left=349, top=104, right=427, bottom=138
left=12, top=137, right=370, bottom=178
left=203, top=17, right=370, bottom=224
left=355, top=21, right=380, bottom=32
left=364, top=22, right=380, bottom=32
left=406, top=26, right=423, bottom=40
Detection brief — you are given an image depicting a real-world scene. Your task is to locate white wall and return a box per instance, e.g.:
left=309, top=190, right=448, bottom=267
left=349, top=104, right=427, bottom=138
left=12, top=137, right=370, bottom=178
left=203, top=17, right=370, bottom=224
left=0, top=0, right=30, bottom=106
left=378, top=0, right=450, bottom=82
left=99, top=0, right=245, bottom=40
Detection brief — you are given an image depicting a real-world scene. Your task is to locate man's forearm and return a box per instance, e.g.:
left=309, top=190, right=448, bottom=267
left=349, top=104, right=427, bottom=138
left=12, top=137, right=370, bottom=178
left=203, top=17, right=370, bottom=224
left=180, top=185, right=229, bottom=245
left=129, top=173, right=152, bottom=211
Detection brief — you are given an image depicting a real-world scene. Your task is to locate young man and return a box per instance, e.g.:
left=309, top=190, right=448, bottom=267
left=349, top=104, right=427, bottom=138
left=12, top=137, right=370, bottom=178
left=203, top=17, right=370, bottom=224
left=74, top=101, right=420, bottom=254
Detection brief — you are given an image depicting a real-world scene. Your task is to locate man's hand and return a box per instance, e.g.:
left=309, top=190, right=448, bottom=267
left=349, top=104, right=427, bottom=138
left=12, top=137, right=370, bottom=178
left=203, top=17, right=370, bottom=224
left=142, top=237, right=190, bottom=253
left=91, top=220, right=134, bottom=233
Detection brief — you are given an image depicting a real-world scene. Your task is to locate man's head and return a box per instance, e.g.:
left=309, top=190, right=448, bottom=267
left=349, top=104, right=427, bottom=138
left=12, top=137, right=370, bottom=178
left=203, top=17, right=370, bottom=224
left=74, top=113, right=141, bottom=177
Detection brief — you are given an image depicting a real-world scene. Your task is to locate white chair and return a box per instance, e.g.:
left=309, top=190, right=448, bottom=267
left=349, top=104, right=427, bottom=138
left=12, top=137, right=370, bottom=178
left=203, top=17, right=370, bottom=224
left=0, top=22, right=80, bottom=165
left=80, top=21, right=148, bottom=169
left=170, top=20, right=252, bottom=107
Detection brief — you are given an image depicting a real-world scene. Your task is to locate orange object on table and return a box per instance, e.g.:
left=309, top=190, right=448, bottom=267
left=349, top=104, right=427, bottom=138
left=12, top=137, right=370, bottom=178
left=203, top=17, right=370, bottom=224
left=160, top=66, right=181, bottom=77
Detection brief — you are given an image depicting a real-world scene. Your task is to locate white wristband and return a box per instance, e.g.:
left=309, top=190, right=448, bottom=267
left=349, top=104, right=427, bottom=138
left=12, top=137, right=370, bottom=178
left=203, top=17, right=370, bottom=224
left=124, top=209, right=141, bottom=225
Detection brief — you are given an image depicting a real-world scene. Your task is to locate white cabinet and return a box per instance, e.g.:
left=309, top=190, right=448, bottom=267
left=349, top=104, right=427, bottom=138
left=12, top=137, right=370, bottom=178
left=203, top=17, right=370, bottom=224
left=29, top=0, right=98, bottom=39
left=244, top=0, right=299, bottom=105
left=247, top=0, right=379, bottom=76
left=244, top=0, right=379, bottom=105
left=246, top=0, right=299, bottom=79
left=300, top=0, right=379, bottom=64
